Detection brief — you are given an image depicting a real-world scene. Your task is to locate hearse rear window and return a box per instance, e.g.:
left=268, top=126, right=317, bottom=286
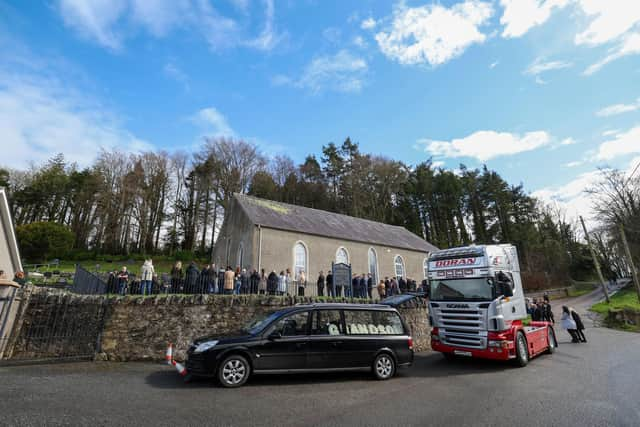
left=311, top=310, right=344, bottom=335
left=343, top=310, right=404, bottom=335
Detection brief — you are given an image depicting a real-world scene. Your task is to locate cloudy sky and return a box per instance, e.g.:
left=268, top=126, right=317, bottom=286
left=1, top=0, right=639, bottom=221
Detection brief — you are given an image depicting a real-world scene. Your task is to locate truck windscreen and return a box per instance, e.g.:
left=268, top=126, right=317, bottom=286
left=430, top=278, right=493, bottom=301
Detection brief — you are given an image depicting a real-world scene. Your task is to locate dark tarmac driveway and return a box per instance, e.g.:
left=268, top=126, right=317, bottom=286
left=2, top=290, right=639, bottom=427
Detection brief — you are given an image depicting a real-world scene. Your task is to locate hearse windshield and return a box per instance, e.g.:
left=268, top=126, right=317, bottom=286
left=430, top=278, right=494, bottom=301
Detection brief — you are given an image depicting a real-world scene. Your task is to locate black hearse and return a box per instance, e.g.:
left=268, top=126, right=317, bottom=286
left=186, top=303, right=414, bottom=387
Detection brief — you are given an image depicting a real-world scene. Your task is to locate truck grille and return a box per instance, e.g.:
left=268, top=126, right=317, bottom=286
left=434, top=307, right=487, bottom=349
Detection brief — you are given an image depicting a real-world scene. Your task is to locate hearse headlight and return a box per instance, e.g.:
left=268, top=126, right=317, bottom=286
left=194, top=340, right=219, bottom=353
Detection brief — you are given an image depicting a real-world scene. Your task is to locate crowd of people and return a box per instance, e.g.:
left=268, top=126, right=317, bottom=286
left=104, top=259, right=428, bottom=298
left=526, top=293, right=586, bottom=344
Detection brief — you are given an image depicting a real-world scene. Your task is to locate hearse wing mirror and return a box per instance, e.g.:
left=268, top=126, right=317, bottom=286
left=268, top=331, right=282, bottom=341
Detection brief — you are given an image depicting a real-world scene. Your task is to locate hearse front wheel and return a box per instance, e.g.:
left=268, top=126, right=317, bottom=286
left=218, top=354, right=250, bottom=388
left=373, top=353, right=396, bottom=380
left=514, top=332, right=529, bottom=367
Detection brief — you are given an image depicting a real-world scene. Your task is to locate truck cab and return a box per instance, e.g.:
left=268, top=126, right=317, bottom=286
left=428, top=244, right=556, bottom=366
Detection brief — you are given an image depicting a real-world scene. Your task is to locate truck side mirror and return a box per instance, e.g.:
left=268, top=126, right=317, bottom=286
left=499, top=282, right=513, bottom=298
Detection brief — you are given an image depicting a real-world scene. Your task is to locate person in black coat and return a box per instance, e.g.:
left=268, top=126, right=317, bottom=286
left=359, top=275, right=367, bottom=299
left=267, top=270, right=278, bottom=295
left=250, top=269, right=260, bottom=294
left=326, top=271, right=334, bottom=297
left=184, top=262, right=200, bottom=294
left=367, top=274, right=373, bottom=299
left=542, top=301, right=555, bottom=324
left=531, top=299, right=543, bottom=321
left=399, top=277, right=407, bottom=294
left=317, top=271, right=325, bottom=297
left=240, top=269, right=250, bottom=294
left=352, top=275, right=360, bottom=298
left=570, top=308, right=587, bottom=342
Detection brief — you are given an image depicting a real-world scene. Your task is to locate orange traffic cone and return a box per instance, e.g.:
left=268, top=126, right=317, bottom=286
left=171, top=359, right=188, bottom=376
left=165, top=343, right=173, bottom=365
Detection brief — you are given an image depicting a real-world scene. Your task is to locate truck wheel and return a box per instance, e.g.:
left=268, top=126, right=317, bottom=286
left=514, top=332, right=529, bottom=367
left=218, top=354, right=250, bottom=388
left=545, top=327, right=557, bottom=354
left=373, top=353, right=396, bottom=380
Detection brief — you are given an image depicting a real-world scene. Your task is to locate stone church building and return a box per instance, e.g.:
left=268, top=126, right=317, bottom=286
left=212, top=194, right=438, bottom=285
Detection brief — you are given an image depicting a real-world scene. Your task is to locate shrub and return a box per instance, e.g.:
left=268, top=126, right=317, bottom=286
left=16, top=222, right=74, bottom=262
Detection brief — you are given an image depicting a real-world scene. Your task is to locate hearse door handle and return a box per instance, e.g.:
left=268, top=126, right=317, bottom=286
left=296, top=342, right=307, bottom=348
left=331, top=341, right=343, bottom=347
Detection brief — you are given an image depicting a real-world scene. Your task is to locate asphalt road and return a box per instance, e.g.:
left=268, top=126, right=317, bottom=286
left=2, top=289, right=639, bottom=427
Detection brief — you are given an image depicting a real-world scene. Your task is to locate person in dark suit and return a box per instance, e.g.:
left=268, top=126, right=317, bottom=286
left=267, top=270, right=278, bottom=295
left=367, top=274, right=373, bottom=299
left=317, top=271, right=325, bottom=297
left=570, top=307, right=587, bottom=342
left=326, top=271, right=334, bottom=297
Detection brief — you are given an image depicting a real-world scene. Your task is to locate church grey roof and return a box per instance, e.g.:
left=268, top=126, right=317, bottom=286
left=234, top=194, right=438, bottom=253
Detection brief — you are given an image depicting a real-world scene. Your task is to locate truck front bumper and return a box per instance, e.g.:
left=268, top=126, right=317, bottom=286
left=431, top=340, right=515, bottom=361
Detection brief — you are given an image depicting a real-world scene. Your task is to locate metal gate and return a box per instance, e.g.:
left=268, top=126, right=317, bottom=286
left=0, top=287, right=107, bottom=364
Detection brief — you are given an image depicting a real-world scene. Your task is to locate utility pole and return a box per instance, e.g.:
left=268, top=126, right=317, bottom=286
left=619, top=224, right=640, bottom=302
left=580, top=216, right=610, bottom=303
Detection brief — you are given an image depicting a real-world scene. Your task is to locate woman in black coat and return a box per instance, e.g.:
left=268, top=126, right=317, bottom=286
left=267, top=271, right=278, bottom=295
left=570, top=308, right=587, bottom=342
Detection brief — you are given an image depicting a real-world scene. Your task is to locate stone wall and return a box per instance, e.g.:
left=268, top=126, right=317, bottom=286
left=100, top=294, right=431, bottom=361
left=5, top=286, right=431, bottom=362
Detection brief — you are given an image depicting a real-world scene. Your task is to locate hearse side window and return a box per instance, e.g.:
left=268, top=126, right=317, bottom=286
left=343, top=310, right=405, bottom=335
left=268, top=311, right=310, bottom=336
left=311, top=310, right=344, bottom=335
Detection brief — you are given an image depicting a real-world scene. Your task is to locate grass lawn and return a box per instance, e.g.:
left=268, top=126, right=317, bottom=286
left=25, top=257, right=211, bottom=277
left=591, top=285, right=640, bottom=315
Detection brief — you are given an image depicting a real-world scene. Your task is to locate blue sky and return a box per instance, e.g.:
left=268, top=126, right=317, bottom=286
left=1, top=0, right=639, bottom=220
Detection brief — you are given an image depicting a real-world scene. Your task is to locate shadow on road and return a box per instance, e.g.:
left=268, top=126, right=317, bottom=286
left=145, top=353, right=517, bottom=390
left=408, top=353, right=512, bottom=378
left=145, top=370, right=213, bottom=389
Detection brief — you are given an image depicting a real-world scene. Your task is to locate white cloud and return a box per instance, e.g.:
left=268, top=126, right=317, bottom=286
left=322, top=27, right=341, bottom=44
left=57, top=0, right=128, bottom=50
left=244, top=0, right=287, bottom=51
left=584, top=32, right=640, bottom=75
left=361, top=18, right=377, bottom=30
left=594, top=126, right=640, bottom=161
left=489, top=60, right=499, bottom=69
left=596, top=98, right=640, bottom=117
left=0, top=67, right=150, bottom=168
left=163, top=61, right=189, bottom=91
left=574, top=0, right=640, bottom=46
left=500, top=0, right=569, bottom=39
left=374, top=1, right=493, bottom=66
left=352, top=35, right=367, bottom=48
left=56, top=0, right=284, bottom=52
left=278, top=50, right=368, bottom=94
left=561, top=137, right=577, bottom=145
left=524, top=57, right=573, bottom=75
left=532, top=170, right=602, bottom=221
left=533, top=157, right=640, bottom=223
left=565, top=161, right=582, bottom=167
left=602, top=129, right=620, bottom=137
left=417, top=130, right=552, bottom=161
left=191, top=107, right=235, bottom=137
left=431, top=160, right=446, bottom=168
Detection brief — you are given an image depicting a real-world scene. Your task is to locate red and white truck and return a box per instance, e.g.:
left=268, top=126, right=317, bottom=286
left=428, top=244, right=556, bottom=366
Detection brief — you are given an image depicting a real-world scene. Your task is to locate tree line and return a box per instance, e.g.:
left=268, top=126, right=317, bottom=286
left=3, top=136, right=631, bottom=288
